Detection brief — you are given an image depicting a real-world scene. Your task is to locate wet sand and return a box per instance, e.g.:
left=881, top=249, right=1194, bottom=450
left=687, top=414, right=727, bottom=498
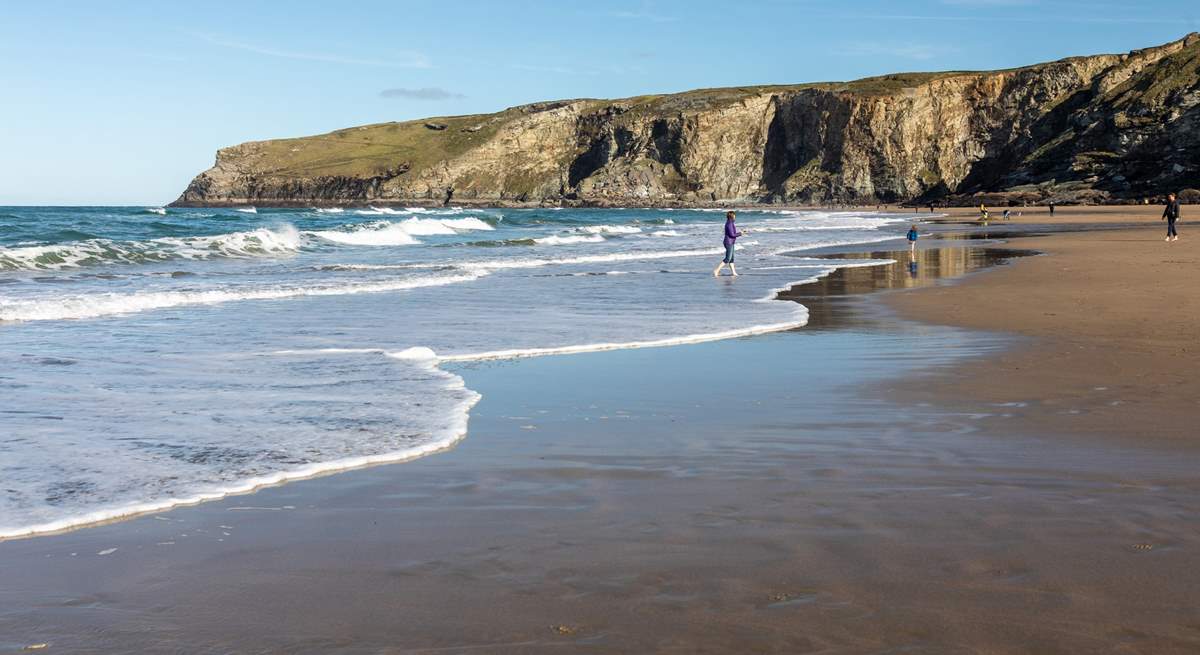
left=3, top=225, right=1200, bottom=653
left=890, top=205, right=1200, bottom=442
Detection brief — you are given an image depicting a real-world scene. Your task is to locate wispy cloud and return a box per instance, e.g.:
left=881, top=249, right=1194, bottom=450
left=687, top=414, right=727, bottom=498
left=380, top=87, right=465, bottom=100
left=510, top=61, right=632, bottom=76
left=195, top=33, right=430, bottom=68
left=836, top=42, right=957, bottom=61
left=831, top=12, right=1184, bottom=24
left=605, top=9, right=677, bottom=23
left=941, top=0, right=1035, bottom=6
left=512, top=62, right=582, bottom=75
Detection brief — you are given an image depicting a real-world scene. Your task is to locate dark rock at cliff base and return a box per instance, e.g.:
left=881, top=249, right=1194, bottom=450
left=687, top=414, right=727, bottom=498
left=172, top=34, right=1200, bottom=208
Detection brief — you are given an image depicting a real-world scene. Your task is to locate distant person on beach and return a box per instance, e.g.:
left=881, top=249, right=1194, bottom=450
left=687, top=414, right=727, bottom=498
left=713, top=210, right=744, bottom=277
left=1003, top=209, right=1011, bottom=221
left=1049, top=201, right=1056, bottom=216
left=907, top=225, right=919, bottom=253
left=1163, top=193, right=1181, bottom=242
left=928, top=203, right=935, bottom=213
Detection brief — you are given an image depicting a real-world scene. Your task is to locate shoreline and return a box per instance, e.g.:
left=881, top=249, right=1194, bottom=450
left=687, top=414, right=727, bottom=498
left=4, top=218, right=1200, bottom=652
left=165, top=199, right=1176, bottom=211
left=0, top=239, right=878, bottom=541
left=886, top=206, right=1198, bottom=444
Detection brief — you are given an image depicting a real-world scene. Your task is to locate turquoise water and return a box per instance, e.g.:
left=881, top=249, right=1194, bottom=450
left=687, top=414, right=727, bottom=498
left=0, top=205, right=910, bottom=537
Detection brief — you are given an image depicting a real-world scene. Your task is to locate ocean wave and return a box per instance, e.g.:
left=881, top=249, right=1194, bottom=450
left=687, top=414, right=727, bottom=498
left=533, top=234, right=606, bottom=246
left=235, top=207, right=257, bottom=214
left=580, top=224, right=642, bottom=235
left=0, top=351, right=480, bottom=540
left=0, top=226, right=303, bottom=271
left=308, top=223, right=419, bottom=246
left=0, top=271, right=483, bottom=322
left=436, top=314, right=808, bottom=361
left=307, top=217, right=494, bottom=246
left=462, top=245, right=727, bottom=271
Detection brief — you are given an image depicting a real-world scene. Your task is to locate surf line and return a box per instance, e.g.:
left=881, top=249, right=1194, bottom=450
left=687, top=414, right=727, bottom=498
left=273, top=258, right=899, bottom=364
left=0, top=355, right=480, bottom=542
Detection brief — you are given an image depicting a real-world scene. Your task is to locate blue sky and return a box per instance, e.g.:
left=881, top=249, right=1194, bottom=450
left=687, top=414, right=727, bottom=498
left=2, top=0, right=1197, bottom=205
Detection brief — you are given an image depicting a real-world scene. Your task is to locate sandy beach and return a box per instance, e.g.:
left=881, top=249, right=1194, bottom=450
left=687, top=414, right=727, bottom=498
left=4, top=209, right=1200, bottom=653
left=891, top=205, right=1199, bottom=442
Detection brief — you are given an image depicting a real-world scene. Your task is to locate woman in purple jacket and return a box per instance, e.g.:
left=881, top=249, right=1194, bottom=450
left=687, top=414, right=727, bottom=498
left=713, top=211, right=744, bottom=277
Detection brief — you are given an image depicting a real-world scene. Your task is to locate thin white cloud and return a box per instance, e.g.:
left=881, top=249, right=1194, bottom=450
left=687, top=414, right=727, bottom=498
left=195, top=33, right=430, bottom=69
left=941, top=0, right=1035, bottom=6
left=606, top=10, right=677, bottom=23
left=512, top=63, right=582, bottom=75
left=833, top=12, right=1184, bottom=24
left=380, top=87, right=465, bottom=100
left=837, top=42, right=957, bottom=61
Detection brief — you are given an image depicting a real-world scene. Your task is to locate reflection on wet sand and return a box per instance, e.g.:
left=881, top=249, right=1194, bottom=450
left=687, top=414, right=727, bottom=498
left=779, top=244, right=1037, bottom=328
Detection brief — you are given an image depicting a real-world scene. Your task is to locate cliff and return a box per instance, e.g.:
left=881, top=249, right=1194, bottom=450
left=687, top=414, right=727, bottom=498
left=172, top=34, right=1200, bottom=207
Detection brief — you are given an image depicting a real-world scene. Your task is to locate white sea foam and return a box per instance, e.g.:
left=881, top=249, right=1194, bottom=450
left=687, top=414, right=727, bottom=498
left=236, top=207, right=257, bottom=214
left=0, top=226, right=303, bottom=271
left=0, top=206, right=910, bottom=539
left=0, top=272, right=483, bottom=322
left=314, top=207, right=345, bottom=214
left=580, top=224, right=642, bottom=235
left=146, top=207, right=167, bottom=215
left=307, top=217, right=493, bottom=246
left=437, top=316, right=809, bottom=362
left=534, top=234, right=606, bottom=246
left=400, top=217, right=494, bottom=235
left=308, top=222, right=420, bottom=246
left=462, top=246, right=727, bottom=271
left=0, top=352, right=481, bottom=540
left=162, top=225, right=303, bottom=258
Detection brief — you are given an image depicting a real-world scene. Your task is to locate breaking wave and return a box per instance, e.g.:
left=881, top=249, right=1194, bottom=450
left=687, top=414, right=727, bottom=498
left=0, top=226, right=303, bottom=271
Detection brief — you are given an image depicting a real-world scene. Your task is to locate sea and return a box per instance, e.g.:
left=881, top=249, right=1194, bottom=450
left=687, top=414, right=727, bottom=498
left=0, top=205, right=909, bottom=538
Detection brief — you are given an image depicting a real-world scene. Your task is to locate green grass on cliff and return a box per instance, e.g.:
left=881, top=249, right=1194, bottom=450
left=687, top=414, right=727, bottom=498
left=221, top=34, right=1198, bottom=183
left=242, top=111, right=519, bottom=179
left=233, top=72, right=979, bottom=181
left=1105, top=36, right=1200, bottom=109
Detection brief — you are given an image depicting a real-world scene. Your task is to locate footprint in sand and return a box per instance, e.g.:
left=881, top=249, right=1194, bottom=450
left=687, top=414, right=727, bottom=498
left=1131, top=543, right=1155, bottom=552
left=767, top=591, right=819, bottom=607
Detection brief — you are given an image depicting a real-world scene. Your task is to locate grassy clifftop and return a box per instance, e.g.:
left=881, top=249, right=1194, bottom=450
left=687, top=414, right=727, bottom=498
left=175, top=33, right=1200, bottom=207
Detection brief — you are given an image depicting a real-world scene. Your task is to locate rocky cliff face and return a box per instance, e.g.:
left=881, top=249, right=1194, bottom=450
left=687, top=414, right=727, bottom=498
left=173, top=34, right=1200, bottom=207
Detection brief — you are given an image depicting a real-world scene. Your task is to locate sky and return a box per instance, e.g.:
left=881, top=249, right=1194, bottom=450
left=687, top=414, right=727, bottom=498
left=1, top=0, right=1197, bottom=205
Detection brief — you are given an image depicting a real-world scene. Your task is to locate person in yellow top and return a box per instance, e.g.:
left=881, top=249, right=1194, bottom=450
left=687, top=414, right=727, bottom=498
left=979, top=202, right=989, bottom=223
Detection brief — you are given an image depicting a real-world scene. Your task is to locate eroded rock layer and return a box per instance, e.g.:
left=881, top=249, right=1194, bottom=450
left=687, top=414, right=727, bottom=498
left=173, top=34, right=1200, bottom=207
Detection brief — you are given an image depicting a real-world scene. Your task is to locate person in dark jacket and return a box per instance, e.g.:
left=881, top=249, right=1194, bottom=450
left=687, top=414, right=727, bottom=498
left=1163, top=193, right=1181, bottom=242
left=713, top=211, right=745, bottom=277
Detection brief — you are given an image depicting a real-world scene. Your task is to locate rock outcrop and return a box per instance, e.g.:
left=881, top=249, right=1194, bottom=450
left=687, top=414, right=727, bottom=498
left=173, top=34, right=1200, bottom=207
